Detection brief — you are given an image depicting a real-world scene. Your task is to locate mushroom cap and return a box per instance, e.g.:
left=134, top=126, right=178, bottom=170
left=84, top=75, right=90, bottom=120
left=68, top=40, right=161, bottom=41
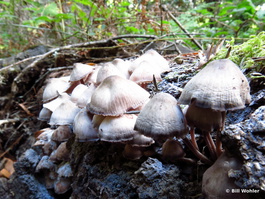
left=49, top=95, right=81, bottom=125
left=43, top=93, right=70, bottom=112
left=42, top=77, right=70, bottom=103
left=178, top=59, right=251, bottom=111
left=51, top=125, right=72, bottom=142
left=49, top=142, right=69, bottom=162
left=73, top=108, right=99, bottom=142
left=96, top=62, right=126, bottom=85
left=38, top=107, right=52, bottom=121
left=125, top=132, right=155, bottom=147
left=122, top=144, right=144, bottom=160
left=98, top=114, right=137, bottom=142
left=69, top=63, right=95, bottom=82
left=184, top=99, right=226, bottom=132
left=87, top=75, right=150, bottom=116
left=162, top=139, right=186, bottom=160
left=112, top=58, right=131, bottom=79
left=134, top=92, right=187, bottom=139
left=70, top=84, right=89, bottom=103
left=202, top=151, right=246, bottom=199
left=76, top=83, right=96, bottom=108
left=129, top=60, right=162, bottom=85
left=129, top=49, right=170, bottom=73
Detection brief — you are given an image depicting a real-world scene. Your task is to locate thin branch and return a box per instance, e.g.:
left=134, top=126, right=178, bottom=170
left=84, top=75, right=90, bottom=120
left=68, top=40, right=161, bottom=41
left=161, top=5, right=203, bottom=50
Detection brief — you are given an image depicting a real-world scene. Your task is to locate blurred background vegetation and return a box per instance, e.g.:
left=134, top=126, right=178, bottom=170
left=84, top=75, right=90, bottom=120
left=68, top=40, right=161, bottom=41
left=0, top=0, right=264, bottom=58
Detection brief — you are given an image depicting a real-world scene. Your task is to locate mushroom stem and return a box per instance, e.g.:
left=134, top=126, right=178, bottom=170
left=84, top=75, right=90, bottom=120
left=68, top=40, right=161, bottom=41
left=216, top=131, right=223, bottom=157
left=183, top=137, right=213, bottom=165
left=190, top=127, right=199, bottom=150
left=203, top=131, right=217, bottom=160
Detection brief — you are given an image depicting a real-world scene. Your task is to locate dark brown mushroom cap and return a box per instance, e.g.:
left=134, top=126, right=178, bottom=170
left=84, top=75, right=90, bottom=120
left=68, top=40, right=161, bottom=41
left=202, top=151, right=246, bottom=199
left=162, top=139, right=186, bottom=160
left=178, top=59, right=251, bottom=111
left=134, top=92, right=187, bottom=139
left=184, top=99, right=226, bottom=132
left=87, top=75, right=150, bottom=116
left=51, top=125, right=72, bottom=142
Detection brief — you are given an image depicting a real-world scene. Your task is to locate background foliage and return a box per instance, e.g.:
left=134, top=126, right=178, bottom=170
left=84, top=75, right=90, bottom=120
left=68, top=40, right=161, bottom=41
left=0, top=0, right=264, bottom=57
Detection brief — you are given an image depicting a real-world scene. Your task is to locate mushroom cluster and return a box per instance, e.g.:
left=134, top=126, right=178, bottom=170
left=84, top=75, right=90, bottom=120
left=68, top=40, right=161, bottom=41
left=34, top=49, right=180, bottom=193
left=34, top=49, right=251, bottom=196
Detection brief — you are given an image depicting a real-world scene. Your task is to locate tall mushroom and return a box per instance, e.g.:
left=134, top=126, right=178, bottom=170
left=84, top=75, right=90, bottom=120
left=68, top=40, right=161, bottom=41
left=179, top=59, right=251, bottom=158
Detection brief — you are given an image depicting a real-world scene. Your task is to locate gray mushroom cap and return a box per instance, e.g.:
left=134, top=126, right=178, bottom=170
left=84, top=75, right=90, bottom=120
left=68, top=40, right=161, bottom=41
left=134, top=92, right=187, bottom=139
left=178, top=59, right=251, bottom=111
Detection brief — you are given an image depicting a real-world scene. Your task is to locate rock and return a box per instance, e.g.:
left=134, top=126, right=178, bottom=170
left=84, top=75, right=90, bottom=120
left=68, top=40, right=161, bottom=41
left=130, top=157, right=182, bottom=199
left=223, top=106, right=265, bottom=192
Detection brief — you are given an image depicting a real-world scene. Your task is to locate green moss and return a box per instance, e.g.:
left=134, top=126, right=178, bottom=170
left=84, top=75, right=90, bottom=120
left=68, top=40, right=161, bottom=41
left=215, top=32, right=265, bottom=74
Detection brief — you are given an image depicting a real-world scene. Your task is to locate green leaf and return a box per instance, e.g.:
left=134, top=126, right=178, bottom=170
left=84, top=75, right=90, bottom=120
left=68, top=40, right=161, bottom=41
left=42, top=2, right=59, bottom=16
left=0, top=1, right=10, bottom=5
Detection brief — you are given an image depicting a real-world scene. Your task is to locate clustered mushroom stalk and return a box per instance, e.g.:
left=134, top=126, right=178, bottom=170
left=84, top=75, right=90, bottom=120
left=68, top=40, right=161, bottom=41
left=178, top=59, right=251, bottom=161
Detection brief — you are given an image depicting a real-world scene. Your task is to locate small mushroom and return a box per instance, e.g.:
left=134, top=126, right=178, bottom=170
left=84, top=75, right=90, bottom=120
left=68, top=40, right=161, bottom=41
left=112, top=58, right=131, bottom=79
left=76, top=83, right=96, bottom=108
left=38, top=107, right=52, bottom=122
left=42, top=77, right=70, bottom=103
left=43, top=93, right=70, bottom=112
left=49, top=142, right=69, bottom=162
left=202, top=150, right=248, bottom=199
left=129, top=60, right=162, bottom=88
left=49, top=94, right=81, bottom=126
left=51, top=125, right=72, bottom=142
left=70, top=84, right=89, bottom=103
left=162, top=138, right=186, bottom=160
left=122, top=144, right=144, bottom=160
left=42, top=140, right=58, bottom=155
left=129, top=49, right=170, bottom=73
left=69, top=62, right=95, bottom=83
left=96, top=62, right=126, bottom=85
left=179, top=59, right=251, bottom=158
left=87, top=75, right=150, bottom=116
left=134, top=92, right=187, bottom=140
left=98, top=114, right=137, bottom=142
left=73, top=108, right=99, bottom=142
left=125, top=132, right=155, bottom=147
